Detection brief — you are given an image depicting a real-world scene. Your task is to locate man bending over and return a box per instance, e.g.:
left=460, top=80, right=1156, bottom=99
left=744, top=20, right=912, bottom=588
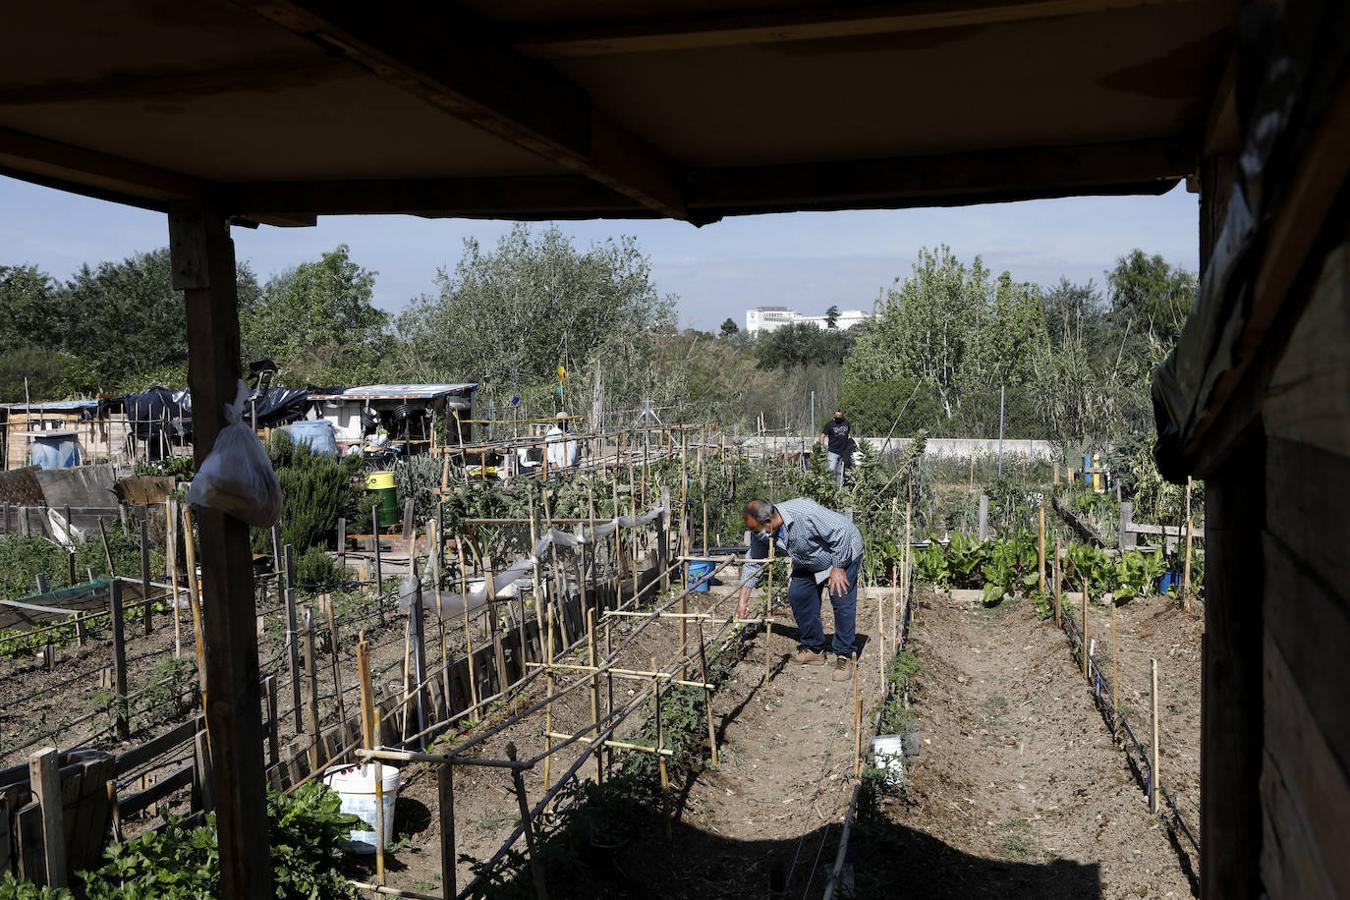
left=736, top=498, right=864, bottom=681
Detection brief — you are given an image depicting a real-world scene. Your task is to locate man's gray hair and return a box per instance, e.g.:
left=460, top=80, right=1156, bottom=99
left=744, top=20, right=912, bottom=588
left=743, top=499, right=776, bottom=524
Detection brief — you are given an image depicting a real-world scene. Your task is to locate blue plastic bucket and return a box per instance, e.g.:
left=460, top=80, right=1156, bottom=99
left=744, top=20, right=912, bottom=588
left=687, top=560, right=716, bottom=592
left=1158, top=571, right=1179, bottom=594
left=286, top=420, right=338, bottom=456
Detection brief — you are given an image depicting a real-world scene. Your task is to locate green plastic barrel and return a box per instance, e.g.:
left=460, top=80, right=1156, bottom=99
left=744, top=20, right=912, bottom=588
left=365, top=471, right=399, bottom=528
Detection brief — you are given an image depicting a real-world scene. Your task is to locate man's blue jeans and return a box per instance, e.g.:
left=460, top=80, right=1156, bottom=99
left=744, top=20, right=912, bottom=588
left=826, top=451, right=845, bottom=486
left=787, top=556, right=860, bottom=657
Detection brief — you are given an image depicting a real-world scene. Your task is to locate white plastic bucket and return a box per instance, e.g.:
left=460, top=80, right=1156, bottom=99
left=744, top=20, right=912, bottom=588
left=870, top=735, right=906, bottom=786
left=323, top=763, right=400, bottom=853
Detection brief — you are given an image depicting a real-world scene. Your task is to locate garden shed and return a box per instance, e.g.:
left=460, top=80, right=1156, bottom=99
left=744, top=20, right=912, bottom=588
left=2, top=1, right=1345, bottom=896
left=305, top=383, right=478, bottom=453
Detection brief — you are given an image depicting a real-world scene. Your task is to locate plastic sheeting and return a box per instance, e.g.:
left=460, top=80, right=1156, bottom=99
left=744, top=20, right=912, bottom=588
left=402, top=505, right=667, bottom=618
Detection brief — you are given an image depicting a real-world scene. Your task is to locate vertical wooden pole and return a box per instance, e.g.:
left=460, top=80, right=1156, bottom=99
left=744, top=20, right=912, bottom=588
left=110, top=579, right=130, bottom=740
left=1037, top=504, right=1046, bottom=594
left=763, top=535, right=775, bottom=681
left=877, top=578, right=885, bottom=681
left=324, top=595, right=347, bottom=727
left=372, top=505, right=384, bottom=625
left=1150, top=658, right=1161, bottom=814
left=264, top=675, right=280, bottom=767
left=140, top=516, right=154, bottom=636
left=431, top=522, right=449, bottom=715
left=977, top=494, right=989, bottom=541
left=438, top=762, right=456, bottom=900
left=1110, top=600, right=1119, bottom=727
left=851, top=654, right=863, bottom=777
left=505, top=743, right=549, bottom=900
left=652, top=656, right=668, bottom=791
left=302, top=607, right=321, bottom=772
left=29, top=747, right=67, bottom=888
left=1053, top=538, right=1062, bottom=627
left=173, top=204, right=270, bottom=898
left=180, top=504, right=207, bottom=706
left=455, top=542, right=478, bottom=707
left=337, top=517, right=346, bottom=574
left=1081, top=578, right=1090, bottom=678
left=697, top=621, right=719, bottom=766
left=485, top=558, right=508, bottom=693
left=586, top=607, right=603, bottom=783
left=543, top=604, right=555, bottom=791
left=283, top=544, right=303, bottom=734
left=168, top=498, right=181, bottom=657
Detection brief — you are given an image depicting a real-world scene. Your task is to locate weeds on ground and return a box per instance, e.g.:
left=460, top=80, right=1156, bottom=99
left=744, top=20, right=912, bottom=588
left=998, top=818, right=1041, bottom=861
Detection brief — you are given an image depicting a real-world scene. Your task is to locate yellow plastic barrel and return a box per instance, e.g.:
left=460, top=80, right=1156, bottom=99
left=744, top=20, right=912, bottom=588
left=365, top=471, right=398, bottom=528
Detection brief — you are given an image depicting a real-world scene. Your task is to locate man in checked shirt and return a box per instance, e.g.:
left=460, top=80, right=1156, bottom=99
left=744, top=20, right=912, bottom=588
left=735, top=497, right=864, bottom=682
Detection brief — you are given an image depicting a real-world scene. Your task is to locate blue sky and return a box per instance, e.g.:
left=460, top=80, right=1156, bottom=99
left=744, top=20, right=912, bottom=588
left=0, top=175, right=1198, bottom=329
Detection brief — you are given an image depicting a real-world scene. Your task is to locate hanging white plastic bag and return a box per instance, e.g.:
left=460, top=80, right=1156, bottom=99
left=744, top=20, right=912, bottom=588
left=186, top=380, right=282, bottom=527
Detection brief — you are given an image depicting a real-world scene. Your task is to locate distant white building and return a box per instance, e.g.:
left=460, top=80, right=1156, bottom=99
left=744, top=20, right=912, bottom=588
left=745, top=306, right=870, bottom=336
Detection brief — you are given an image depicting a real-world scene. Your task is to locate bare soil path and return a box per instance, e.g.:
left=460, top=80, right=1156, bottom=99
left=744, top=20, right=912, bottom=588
left=852, top=589, right=1196, bottom=899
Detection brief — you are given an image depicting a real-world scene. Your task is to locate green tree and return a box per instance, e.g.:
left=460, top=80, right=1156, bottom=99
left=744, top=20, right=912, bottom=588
left=0, top=265, right=66, bottom=352
left=1106, top=249, right=1197, bottom=345
left=825, top=304, right=840, bottom=328
left=719, top=317, right=739, bottom=338
left=0, top=347, right=93, bottom=401
left=845, top=246, right=988, bottom=418
left=394, top=225, right=674, bottom=412
left=243, top=245, right=389, bottom=385
left=754, top=322, right=853, bottom=370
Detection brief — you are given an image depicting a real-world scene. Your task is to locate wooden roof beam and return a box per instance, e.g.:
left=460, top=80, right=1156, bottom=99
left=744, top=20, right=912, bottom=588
left=514, top=0, right=1192, bottom=58
left=221, top=175, right=655, bottom=220
left=0, top=126, right=204, bottom=208
left=230, top=1, right=689, bottom=220
left=686, top=137, right=1195, bottom=218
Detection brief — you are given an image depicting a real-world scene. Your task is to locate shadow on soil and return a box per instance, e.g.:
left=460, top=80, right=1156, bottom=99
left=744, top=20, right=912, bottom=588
left=465, top=797, right=1101, bottom=899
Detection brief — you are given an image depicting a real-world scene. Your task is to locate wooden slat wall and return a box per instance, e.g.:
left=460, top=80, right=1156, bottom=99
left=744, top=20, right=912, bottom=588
left=1260, top=238, right=1350, bottom=897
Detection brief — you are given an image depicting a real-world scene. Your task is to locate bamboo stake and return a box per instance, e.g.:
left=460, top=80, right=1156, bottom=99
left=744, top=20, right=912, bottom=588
left=1038, top=504, right=1046, bottom=594
left=1110, top=600, right=1119, bottom=728
left=694, top=621, right=720, bottom=768
left=653, top=655, right=668, bottom=790
left=1182, top=517, right=1194, bottom=613
left=505, top=743, right=549, bottom=900
left=586, top=608, right=603, bottom=783
left=1053, top=538, right=1062, bottom=627
left=604, top=621, right=614, bottom=778
left=374, top=707, right=386, bottom=884
left=303, top=608, right=322, bottom=772
left=167, top=497, right=181, bottom=657
left=877, top=576, right=885, bottom=681
left=764, top=535, right=776, bottom=681
left=1150, top=658, right=1161, bottom=814
left=455, top=541, right=478, bottom=708
left=430, top=521, right=449, bottom=713
left=543, top=603, right=556, bottom=791
left=543, top=732, right=672, bottom=756
left=1081, top=578, right=1090, bottom=679
left=323, top=594, right=348, bottom=728
left=851, top=654, right=863, bottom=777
left=180, top=504, right=207, bottom=708
left=438, top=762, right=456, bottom=900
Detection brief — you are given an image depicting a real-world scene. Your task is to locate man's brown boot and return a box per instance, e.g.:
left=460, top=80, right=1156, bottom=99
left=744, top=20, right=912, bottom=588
left=793, top=647, right=826, bottom=665
left=831, top=656, right=854, bottom=682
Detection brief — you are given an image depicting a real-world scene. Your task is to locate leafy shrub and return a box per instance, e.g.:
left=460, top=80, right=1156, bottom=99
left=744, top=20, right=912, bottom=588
left=255, top=438, right=360, bottom=555
left=136, top=656, right=198, bottom=729
left=294, top=545, right=345, bottom=591
left=80, top=783, right=359, bottom=899
left=0, top=872, right=72, bottom=900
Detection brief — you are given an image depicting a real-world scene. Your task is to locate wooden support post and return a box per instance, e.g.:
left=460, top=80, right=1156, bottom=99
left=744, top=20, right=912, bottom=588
left=195, top=725, right=214, bottom=813
left=697, top=621, right=718, bottom=766
left=438, top=763, right=456, bottom=900
left=372, top=505, right=384, bottom=625
left=168, top=498, right=181, bottom=657
left=586, top=608, right=603, bottom=782
left=140, top=516, right=153, bottom=636
left=485, top=558, right=508, bottom=694
left=455, top=542, right=478, bottom=708
left=851, top=654, right=863, bottom=777
left=29, top=748, right=67, bottom=888
left=877, top=577, right=885, bottom=682
left=1053, top=538, right=1062, bottom=627
left=110, top=579, right=130, bottom=740
left=505, top=743, right=549, bottom=900
left=373, top=708, right=386, bottom=883
left=1118, top=501, right=1135, bottom=550
left=658, top=487, right=671, bottom=592
left=337, top=517, right=347, bottom=573
left=180, top=504, right=207, bottom=706
left=764, top=536, right=775, bottom=681
left=1110, top=600, right=1119, bottom=727
left=324, top=595, right=347, bottom=727
left=652, top=656, right=668, bottom=791
left=528, top=499, right=548, bottom=663
left=1037, top=504, right=1046, bottom=594
left=264, top=675, right=280, bottom=767
left=977, top=494, right=989, bottom=541
left=543, top=604, right=556, bottom=790
left=174, top=204, right=270, bottom=897
left=409, top=560, right=428, bottom=746
left=302, top=607, right=321, bottom=772
left=1150, top=657, right=1160, bottom=814
left=283, top=544, right=303, bottom=734
left=1081, top=578, right=1090, bottom=678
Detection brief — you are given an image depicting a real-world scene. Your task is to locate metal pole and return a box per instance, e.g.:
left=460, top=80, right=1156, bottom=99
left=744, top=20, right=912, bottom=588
left=997, top=384, right=1006, bottom=476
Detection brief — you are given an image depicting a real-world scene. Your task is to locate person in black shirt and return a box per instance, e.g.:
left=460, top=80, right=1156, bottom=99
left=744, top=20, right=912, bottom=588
left=819, top=408, right=851, bottom=485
